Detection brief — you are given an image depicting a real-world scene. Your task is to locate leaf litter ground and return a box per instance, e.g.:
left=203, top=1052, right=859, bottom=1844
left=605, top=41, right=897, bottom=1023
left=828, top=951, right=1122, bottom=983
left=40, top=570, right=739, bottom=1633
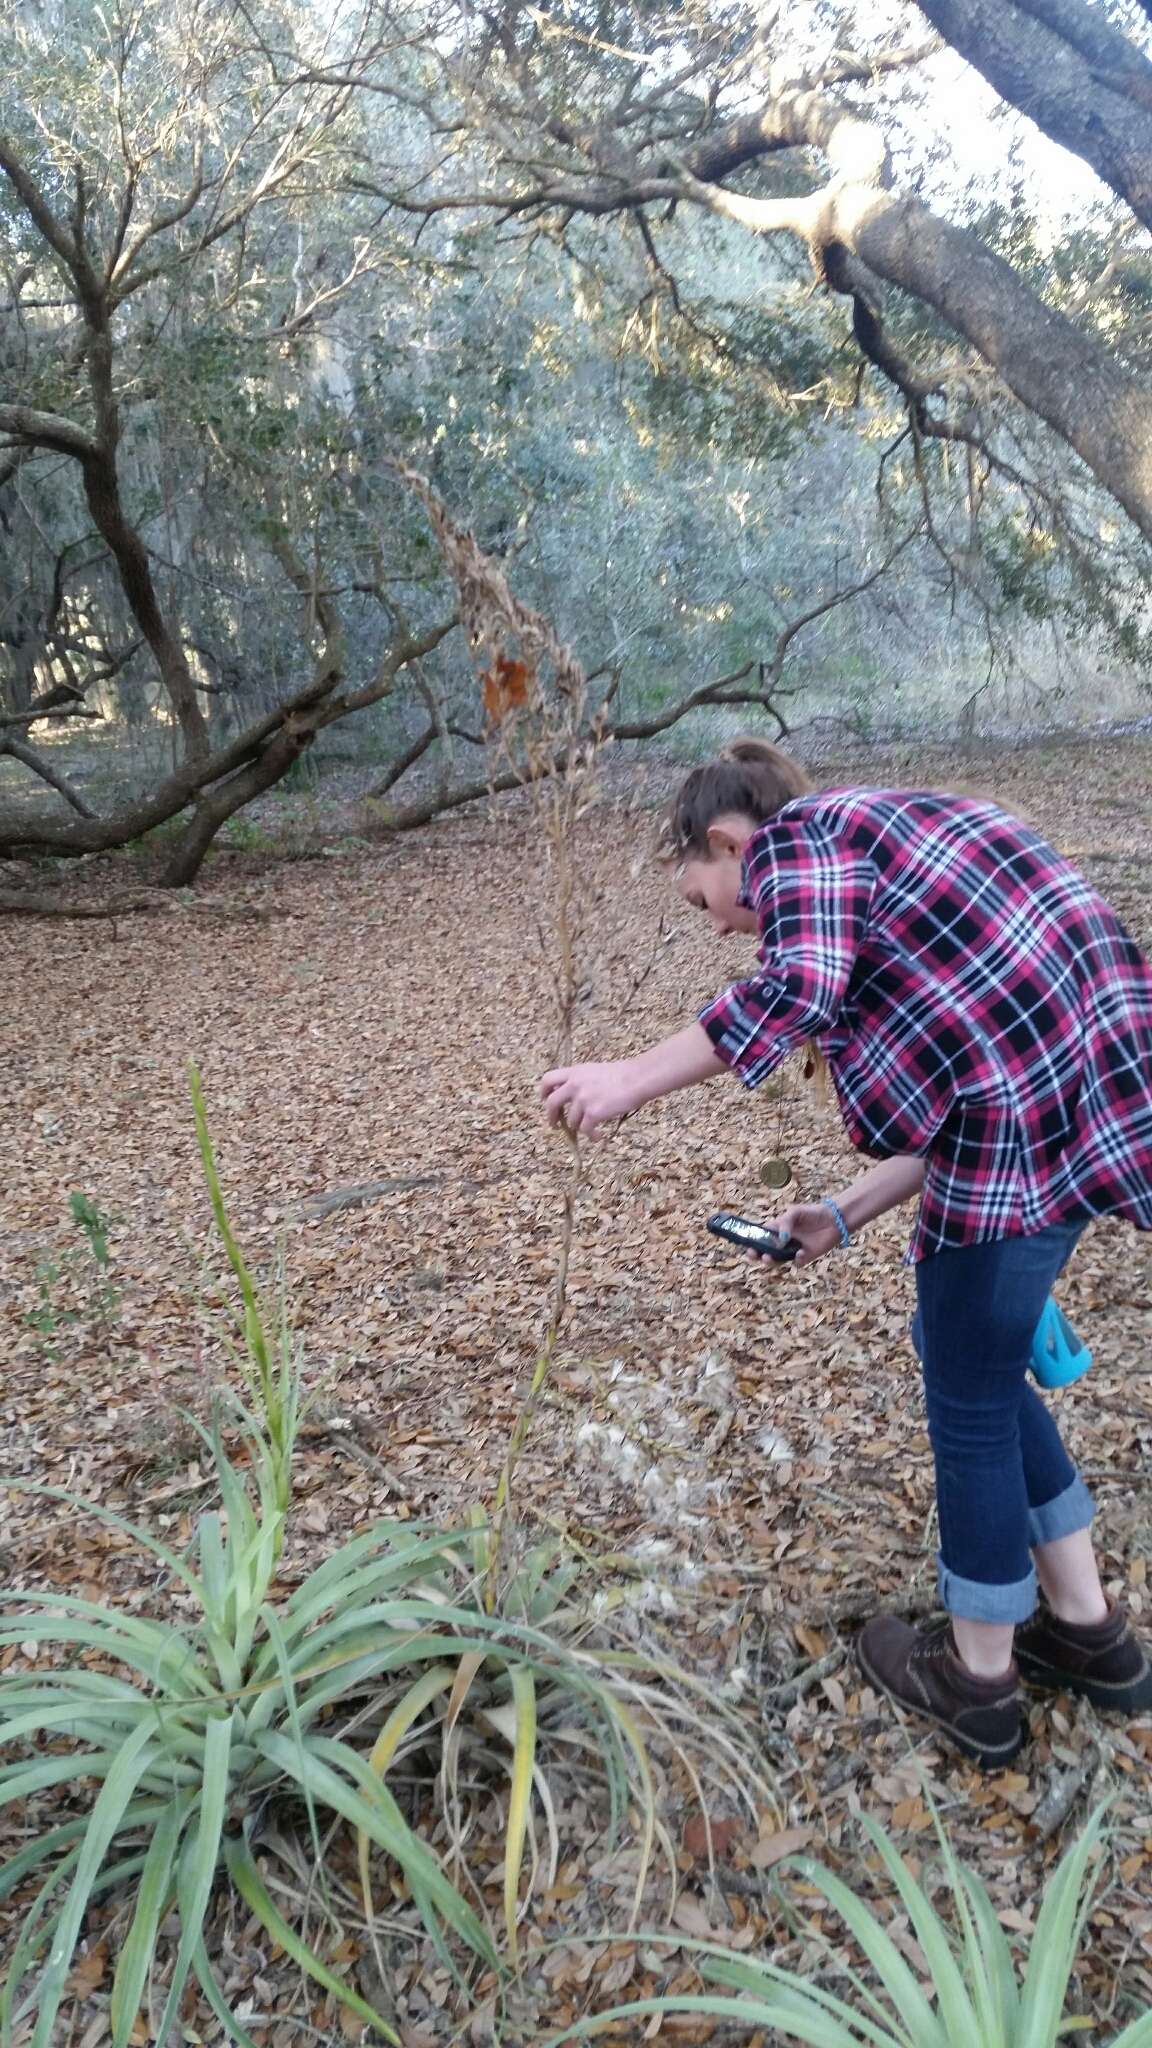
left=1, top=732, right=1151, bottom=2043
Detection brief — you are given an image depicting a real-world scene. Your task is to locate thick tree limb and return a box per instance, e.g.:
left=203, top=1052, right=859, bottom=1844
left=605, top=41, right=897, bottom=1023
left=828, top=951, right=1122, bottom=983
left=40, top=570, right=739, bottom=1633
left=378, top=757, right=556, bottom=832
left=0, top=735, right=97, bottom=816
left=79, top=448, right=211, bottom=760
left=0, top=425, right=211, bottom=763
left=0, top=134, right=81, bottom=274
left=323, top=613, right=458, bottom=717
left=1014, top=0, right=1152, bottom=74
left=159, top=722, right=311, bottom=886
left=0, top=680, right=92, bottom=728
left=0, top=404, right=101, bottom=463
left=671, top=141, right=1152, bottom=545
left=0, top=890, right=172, bottom=918
left=914, top=0, right=1152, bottom=230
left=391, top=31, right=1152, bottom=542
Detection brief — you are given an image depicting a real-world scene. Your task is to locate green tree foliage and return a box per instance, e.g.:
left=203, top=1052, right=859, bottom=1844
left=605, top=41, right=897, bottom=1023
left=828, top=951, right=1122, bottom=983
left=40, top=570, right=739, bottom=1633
left=4, top=0, right=1152, bottom=879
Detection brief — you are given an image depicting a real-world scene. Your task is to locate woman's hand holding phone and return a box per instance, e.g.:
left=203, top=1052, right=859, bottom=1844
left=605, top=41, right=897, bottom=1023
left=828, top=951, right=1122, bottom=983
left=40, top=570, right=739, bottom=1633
left=764, top=1203, right=843, bottom=1267
left=706, top=1205, right=842, bottom=1270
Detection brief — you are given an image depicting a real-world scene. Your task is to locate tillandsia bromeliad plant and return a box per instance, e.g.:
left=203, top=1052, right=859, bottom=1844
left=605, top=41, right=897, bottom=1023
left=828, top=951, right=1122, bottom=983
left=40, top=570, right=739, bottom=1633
left=0, top=1066, right=777, bottom=2045
left=544, top=1800, right=1152, bottom=2047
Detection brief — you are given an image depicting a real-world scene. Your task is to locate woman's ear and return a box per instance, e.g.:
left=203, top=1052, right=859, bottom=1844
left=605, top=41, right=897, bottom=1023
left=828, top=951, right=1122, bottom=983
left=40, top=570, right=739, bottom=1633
left=705, top=819, right=748, bottom=862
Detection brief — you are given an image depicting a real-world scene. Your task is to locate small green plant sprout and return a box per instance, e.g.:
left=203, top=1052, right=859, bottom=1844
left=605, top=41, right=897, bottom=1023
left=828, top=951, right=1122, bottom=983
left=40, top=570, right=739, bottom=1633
left=23, top=1255, right=74, bottom=1356
left=69, top=1191, right=120, bottom=1343
left=23, top=1197, right=119, bottom=1354
left=546, top=1800, right=1152, bottom=2048
left=0, top=1071, right=776, bottom=2046
left=68, top=1192, right=112, bottom=1272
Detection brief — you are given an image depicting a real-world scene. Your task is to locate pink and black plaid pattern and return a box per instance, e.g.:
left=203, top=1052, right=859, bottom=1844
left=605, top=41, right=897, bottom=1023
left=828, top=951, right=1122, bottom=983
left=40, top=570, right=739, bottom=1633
left=698, top=789, right=1152, bottom=1261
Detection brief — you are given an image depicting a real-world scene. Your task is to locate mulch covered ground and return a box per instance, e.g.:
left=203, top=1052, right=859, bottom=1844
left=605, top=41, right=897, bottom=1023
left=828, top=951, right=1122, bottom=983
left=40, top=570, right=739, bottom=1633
left=1, top=731, right=1151, bottom=2043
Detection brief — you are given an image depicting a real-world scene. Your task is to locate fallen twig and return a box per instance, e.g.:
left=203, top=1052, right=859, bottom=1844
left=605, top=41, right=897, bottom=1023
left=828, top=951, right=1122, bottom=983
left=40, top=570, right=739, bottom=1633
left=822, top=1586, right=939, bottom=1630
left=765, top=1645, right=847, bottom=1711
left=308, top=1416, right=411, bottom=1498
left=1031, top=1737, right=1102, bottom=1840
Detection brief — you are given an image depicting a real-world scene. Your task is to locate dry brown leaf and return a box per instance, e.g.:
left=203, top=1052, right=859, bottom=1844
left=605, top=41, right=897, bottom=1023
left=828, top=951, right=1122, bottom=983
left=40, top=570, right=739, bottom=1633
left=598, top=1949, right=638, bottom=1995
left=749, top=1825, right=814, bottom=1871
left=671, top=1894, right=716, bottom=1937
left=998, top=1908, right=1036, bottom=1933
left=682, top=1813, right=744, bottom=1860
left=793, top=1624, right=827, bottom=1659
left=66, top=1938, right=109, bottom=1999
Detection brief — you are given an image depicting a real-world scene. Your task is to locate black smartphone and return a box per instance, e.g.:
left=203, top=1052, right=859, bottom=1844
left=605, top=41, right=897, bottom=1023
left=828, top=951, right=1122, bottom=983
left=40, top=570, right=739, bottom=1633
left=706, top=1212, right=802, bottom=1262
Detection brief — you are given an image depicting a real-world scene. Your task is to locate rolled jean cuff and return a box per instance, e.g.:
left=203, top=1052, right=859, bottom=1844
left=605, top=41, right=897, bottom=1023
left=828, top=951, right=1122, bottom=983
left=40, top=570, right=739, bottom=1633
left=936, top=1554, right=1037, bottom=1624
left=1028, top=1474, right=1095, bottom=1549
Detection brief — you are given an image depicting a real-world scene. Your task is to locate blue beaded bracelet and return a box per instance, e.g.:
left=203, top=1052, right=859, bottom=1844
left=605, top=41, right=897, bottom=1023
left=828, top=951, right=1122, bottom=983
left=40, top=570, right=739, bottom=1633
left=822, top=1197, right=851, bottom=1249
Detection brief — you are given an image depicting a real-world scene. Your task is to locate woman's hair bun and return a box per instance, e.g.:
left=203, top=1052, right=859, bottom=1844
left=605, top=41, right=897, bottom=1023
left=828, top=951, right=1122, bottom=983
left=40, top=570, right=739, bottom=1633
left=664, top=737, right=811, bottom=856
left=721, top=737, right=808, bottom=784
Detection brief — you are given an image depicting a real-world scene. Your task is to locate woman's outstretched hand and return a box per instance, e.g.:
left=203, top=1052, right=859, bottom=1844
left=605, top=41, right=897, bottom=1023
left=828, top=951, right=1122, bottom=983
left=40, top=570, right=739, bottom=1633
left=541, top=1026, right=725, bottom=1138
left=539, top=1059, right=641, bottom=1138
left=765, top=1202, right=842, bottom=1268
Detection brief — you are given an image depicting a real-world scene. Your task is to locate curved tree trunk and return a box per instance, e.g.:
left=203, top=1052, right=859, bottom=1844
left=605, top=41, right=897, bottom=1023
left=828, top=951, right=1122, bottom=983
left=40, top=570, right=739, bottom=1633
left=80, top=453, right=211, bottom=765
left=671, top=97, right=1152, bottom=542
left=160, top=725, right=315, bottom=885
left=836, top=187, right=1152, bottom=542
left=393, top=5, right=1152, bottom=545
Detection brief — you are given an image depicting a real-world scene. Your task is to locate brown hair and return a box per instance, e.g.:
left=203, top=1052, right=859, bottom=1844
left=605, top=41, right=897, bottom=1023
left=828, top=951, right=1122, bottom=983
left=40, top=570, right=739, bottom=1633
left=664, top=737, right=812, bottom=859
left=666, top=738, right=828, bottom=1098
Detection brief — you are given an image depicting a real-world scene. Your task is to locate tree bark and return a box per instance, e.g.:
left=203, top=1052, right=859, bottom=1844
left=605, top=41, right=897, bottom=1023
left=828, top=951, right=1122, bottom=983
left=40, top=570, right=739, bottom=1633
left=0, top=128, right=211, bottom=766
left=834, top=187, right=1152, bottom=542
left=914, top=0, right=1152, bottom=230
left=0, top=890, right=173, bottom=918
left=670, top=106, right=1152, bottom=543
left=79, top=451, right=211, bottom=764
left=160, top=725, right=316, bottom=885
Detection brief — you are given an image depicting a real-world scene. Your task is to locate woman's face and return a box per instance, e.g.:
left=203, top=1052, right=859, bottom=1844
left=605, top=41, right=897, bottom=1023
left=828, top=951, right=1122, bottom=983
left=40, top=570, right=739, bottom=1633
left=676, top=813, right=760, bottom=937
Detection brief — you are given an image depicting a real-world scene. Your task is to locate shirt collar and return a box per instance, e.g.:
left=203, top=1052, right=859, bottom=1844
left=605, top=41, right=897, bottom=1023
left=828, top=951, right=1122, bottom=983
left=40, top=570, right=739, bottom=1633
left=736, top=849, right=754, bottom=912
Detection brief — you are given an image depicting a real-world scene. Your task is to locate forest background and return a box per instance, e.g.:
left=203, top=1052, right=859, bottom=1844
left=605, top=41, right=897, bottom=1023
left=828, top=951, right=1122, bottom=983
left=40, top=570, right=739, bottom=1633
left=6, top=0, right=1152, bottom=875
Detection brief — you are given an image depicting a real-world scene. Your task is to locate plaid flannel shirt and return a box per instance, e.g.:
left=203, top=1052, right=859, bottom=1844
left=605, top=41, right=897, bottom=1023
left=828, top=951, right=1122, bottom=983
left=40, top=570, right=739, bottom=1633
left=698, top=789, right=1152, bottom=1261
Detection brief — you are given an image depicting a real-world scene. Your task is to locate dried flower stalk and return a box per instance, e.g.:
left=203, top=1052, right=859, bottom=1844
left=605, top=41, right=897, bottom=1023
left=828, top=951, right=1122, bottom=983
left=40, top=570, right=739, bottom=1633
left=396, top=467, right=604, bottom=1586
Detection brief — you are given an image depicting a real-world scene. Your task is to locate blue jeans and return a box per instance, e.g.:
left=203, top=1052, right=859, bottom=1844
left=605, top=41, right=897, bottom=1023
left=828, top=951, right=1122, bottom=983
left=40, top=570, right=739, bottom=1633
left=912, top=1224, right=1095, bottom=1625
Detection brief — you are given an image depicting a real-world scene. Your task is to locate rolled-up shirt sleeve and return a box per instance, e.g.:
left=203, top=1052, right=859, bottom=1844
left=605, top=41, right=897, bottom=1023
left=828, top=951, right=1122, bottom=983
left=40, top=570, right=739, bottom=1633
left=698, top=816, right=876, bottom=1088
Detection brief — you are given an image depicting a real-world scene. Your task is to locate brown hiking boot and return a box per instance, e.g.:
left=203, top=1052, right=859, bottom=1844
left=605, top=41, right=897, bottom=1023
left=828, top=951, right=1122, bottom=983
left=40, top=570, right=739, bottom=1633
left=1015, top=1597, right=1152, bottom=1712
left=857, top=1614, right=1026, bottom=1769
